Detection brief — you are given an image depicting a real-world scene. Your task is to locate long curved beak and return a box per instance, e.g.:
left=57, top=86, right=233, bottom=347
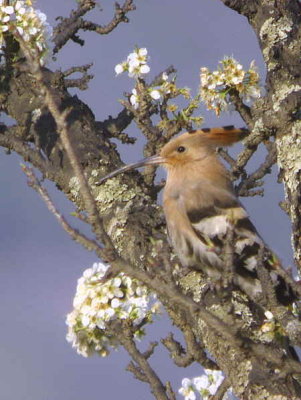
left=96, top=155, right=165, bottom=185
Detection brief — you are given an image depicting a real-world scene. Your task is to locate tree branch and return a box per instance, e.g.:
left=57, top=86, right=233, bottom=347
left=22, top=165, right=104, bottom=256
left=116, top=323, right=172, bottom=400
left=53, top=0, right=136, bottom=53
left=62, top=63, right=94, bottom=90
left=237, top=140, right=277, bottom=197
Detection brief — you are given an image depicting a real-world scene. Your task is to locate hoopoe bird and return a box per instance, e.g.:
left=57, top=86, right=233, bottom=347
left=98, top=126, right=294, bottom=305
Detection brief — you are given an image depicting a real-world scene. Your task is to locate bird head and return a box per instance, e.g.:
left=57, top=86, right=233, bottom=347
left=97, top=126, right=248, bottom=184
left=160, top=126, right=248, bottom=168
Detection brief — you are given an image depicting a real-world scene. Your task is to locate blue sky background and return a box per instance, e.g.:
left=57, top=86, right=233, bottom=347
left=0, top=1, right=293, bottom=399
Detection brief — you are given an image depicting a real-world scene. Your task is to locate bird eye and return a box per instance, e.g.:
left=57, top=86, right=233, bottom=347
left=177, top=146, right=186, bottom=153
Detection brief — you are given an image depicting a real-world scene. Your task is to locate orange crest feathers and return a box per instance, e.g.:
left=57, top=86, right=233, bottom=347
left=191, top=126, right=249, bottom=146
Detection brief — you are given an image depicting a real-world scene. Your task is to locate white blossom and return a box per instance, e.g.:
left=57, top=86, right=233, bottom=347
left=127, top=52, right=140, bottom=66
left=178, top=378, right=196, bottom=400
left=204, top=369, right=224, bottom=395
left=115, top=63, right=124, bottom=75
left=0, top=0, right=53, bottom=65
left=130, top=88, right=139, bottom=109
left=15, top=1, right=26, bottom=14
left=150, top=89, right=161, bottom=100
left=245, top=85, right=261, bottom=100
left=128, top=62, right=150, bottom=77
left=66, top=262, right=161, bottom=357
left=3, top=6, right=14, bottom=14
left=114, top=47, right=150, bottom=78
left=200, top=57, right=261, bottom=115
left=193, top=375, right=209, bottom=391
left=111, top=298, right=120, bottom=308
left=137, top=47, right=147, bottom=57
left=179, top=370, right=226, bottom=400
left=264, top=310, right=274, bottom=320
left=162, top=71, right=168, bottom=81
left=139, top=64, right=150, bottom=74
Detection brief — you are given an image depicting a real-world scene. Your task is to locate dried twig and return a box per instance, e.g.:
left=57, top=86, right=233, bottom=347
left=22, top=165, right=103, bottom=256
left=0, top=126, right=49, bottom=175
left=96, top=108, right=134, bottom=141
left=62, top=63, right=94, bottom=90
left=218, top=148, right=238, bottom=170
left=53, top=0, right=136, bottom=53
left=161, top=331, right=217, bottom=369
left=18, top=35, right=113, bottom=251
left=229, top=89, right=253, bottom=127
left=223, top=224, right=235, bottom=287
left=117, top=323, right=172, bottom=400
left=235, top=127, right=273, bottom=171
left=165, top=381, right=176, bottom=400
left=96, top=66, right=176, bottom=147
left=81, top=1, right=136, bottom=34
left=210, top=378, right=231, bottom=400
left=237, top=140, right=277, bottom=197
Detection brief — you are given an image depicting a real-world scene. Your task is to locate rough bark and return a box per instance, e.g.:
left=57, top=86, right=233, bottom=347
left=222, top=0, right=301, bottom=269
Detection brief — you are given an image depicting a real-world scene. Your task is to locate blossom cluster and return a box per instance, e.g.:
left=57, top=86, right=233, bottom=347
left=66, top=262, right=161, bottom=357
left=115, top=47, right=150, bottom=78
left=200, top=57, right=261, bottom=115
left=0, top=0, right=52, bottom=65
left=178, top=370, right=226, bottom=400
left=129, top=71, right=171, bottom=109
left=115, top=48, right=181, bottom=106
left=115, top=47, right=202, bottom=126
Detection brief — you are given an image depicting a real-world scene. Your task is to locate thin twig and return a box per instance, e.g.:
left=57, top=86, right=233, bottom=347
left=62, top=63, right=94, bottom=90
left=53, top=0, right=136, bottom=53
left=22, top=165, right=103, bottom=256
left=81, top=0, right=136, bottom=34
left=18, top=34, right=114, bottom=251
left=117, top=323, right=171, bottom=400
left=165, top=382, right=176, bottom=400
left=237, top=140, right=277, bottom=197
left=161, top=331, right=217, bottom=369
left=210, top=378, right=231, bottom=400
left=0, top=126, right=49, bottom=175
left=223, top=224, right=235, bottom=287
left=236, top=127, right=273, bottom=171
left=143, top=342, right=159, bottom=359
left=218, top=148, right=238, bottom=169
left=71, top=210, right=90, bottom=224
left=256, top=246, right=301, bottom=347
left=229, top=89, right=253, bottom=127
